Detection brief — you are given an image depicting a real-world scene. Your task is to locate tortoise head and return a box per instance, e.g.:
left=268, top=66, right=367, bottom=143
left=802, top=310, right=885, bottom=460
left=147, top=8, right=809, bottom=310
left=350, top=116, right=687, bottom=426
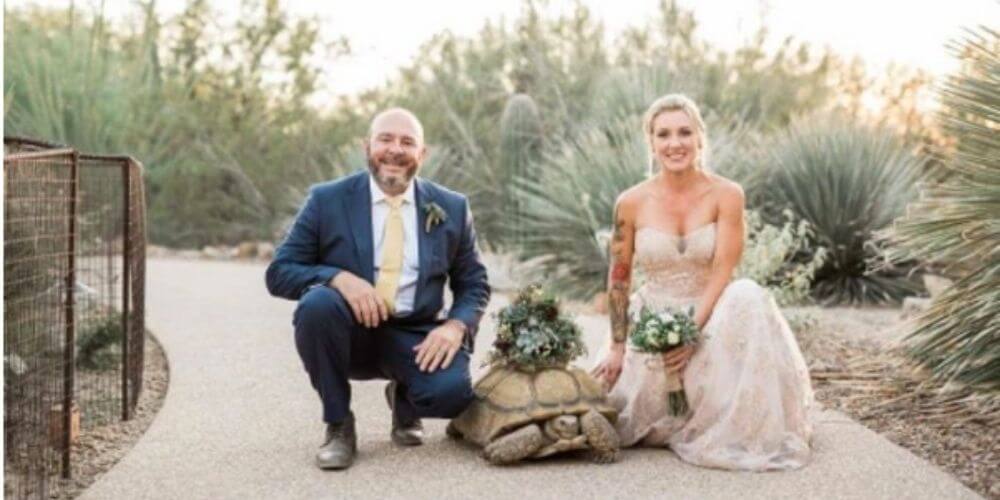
left=543, top=415, right=580, bottom=441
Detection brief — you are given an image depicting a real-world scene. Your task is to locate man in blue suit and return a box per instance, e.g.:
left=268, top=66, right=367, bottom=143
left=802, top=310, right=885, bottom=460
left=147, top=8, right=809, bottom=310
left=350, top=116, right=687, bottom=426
left=265, top=108, right=490, bottom=470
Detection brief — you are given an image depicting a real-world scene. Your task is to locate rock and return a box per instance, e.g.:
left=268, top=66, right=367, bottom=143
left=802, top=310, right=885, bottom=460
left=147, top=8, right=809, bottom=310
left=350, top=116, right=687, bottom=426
left=5, top=353, right=28, bottom=377
left=922, top=274, right=953, bottom=299
left=901, top=297, right=931, bottom=319
left=177, top=249, right=201, bottom=259
left=201, top=246, right=225, bottom=259
left=146, top=245, right=171, bottom=258
left=256, top=242, right=275, bottom=260
left=235, top=242, right=258, bottom=259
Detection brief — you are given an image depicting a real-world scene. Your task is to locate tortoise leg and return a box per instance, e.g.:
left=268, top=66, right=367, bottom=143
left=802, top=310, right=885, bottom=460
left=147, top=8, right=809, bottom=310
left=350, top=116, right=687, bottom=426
left=483, top=424, right=547, bottom=465
left=446, top=421, right=462, bottom=440
left=581, top=409, right=620, bottom=464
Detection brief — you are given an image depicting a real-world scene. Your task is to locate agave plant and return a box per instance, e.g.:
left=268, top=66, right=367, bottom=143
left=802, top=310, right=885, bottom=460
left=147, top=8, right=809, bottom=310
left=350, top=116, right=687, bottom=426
left=756, top=116, right=926, bottom=304
left=885, top=28, right=999, bottom=394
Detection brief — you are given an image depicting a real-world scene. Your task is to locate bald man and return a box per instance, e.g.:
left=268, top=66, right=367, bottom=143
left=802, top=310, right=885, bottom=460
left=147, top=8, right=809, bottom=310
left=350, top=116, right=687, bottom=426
left=266, top=108, right=490, bottom=470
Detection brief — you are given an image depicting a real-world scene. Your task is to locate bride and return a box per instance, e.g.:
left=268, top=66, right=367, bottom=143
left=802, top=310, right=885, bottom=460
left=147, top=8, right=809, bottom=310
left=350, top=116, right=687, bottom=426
left=591, top=94, right=814, bottom=471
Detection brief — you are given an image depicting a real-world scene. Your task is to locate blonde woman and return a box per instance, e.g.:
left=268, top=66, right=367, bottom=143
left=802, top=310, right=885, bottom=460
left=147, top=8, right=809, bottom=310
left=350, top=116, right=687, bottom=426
left=591, top=94, right=814, bottom=471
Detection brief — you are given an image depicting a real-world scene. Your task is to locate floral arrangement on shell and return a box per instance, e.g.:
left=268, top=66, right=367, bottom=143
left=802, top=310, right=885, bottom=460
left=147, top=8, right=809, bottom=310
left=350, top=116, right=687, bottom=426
left=447, top=284, right=621, bottom=465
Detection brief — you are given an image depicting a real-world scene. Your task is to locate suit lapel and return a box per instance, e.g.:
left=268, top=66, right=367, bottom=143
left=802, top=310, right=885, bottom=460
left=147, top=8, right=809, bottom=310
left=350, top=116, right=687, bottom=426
left=347, top=173, right=375, bottom=283
left=414, top=178, right=437, bottom=310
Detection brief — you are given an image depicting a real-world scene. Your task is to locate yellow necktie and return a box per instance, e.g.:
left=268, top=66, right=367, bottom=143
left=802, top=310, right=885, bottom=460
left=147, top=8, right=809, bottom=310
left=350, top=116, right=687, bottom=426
left=375, top=196, right=404, bottom=313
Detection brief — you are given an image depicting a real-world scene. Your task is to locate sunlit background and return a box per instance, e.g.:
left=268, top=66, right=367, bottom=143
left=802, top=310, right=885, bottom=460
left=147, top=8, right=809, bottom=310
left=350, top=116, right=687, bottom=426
left=3, top=2, right=998, bottom=497
left=6, top=0, right=996, bottom=102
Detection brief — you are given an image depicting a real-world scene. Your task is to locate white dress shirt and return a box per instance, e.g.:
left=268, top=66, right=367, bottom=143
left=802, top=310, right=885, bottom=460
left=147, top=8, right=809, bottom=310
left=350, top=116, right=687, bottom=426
left=370, top=176, right=420, bottom=316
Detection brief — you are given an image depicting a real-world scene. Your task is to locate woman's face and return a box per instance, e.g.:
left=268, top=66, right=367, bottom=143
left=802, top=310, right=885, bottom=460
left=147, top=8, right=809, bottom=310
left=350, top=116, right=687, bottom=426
left=650, top=110, right=700, bottom=173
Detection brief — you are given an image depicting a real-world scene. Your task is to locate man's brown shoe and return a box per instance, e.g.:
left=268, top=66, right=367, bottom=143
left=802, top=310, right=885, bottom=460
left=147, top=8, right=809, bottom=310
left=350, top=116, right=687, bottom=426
left=385, top=381, right=424, bottom=446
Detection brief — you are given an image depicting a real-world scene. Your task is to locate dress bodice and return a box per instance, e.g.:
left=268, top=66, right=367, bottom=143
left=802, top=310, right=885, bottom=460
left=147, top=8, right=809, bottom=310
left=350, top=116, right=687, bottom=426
left=631, top=223, right=716, bottom=310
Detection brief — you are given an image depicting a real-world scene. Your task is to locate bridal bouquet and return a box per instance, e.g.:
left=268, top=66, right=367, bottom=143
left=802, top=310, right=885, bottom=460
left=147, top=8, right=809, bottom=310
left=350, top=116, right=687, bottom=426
left=488, top=284, right=587, bottom=371
left=630, top=306, right=699, bottom=416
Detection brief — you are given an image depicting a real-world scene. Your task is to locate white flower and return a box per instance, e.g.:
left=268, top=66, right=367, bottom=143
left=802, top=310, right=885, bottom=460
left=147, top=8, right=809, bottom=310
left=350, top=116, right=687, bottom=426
left=667, top=332, right=680, bottom=345
left=658, top=312, right=675, bottom=323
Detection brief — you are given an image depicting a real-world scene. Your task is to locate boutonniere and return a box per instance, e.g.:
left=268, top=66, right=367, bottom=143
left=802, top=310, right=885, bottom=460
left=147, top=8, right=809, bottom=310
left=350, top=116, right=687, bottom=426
left=423, top=202, right=447, bottom=233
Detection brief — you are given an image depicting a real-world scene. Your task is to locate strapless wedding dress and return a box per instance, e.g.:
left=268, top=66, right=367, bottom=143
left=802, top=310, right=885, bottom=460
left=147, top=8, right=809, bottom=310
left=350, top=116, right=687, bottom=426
left=607, top=223, right=814, bottom=471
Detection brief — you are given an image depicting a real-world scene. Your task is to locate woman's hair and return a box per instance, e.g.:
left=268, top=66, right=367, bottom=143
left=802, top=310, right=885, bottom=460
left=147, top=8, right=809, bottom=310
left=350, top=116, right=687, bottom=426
left=642, top=94, right=709, bottom=175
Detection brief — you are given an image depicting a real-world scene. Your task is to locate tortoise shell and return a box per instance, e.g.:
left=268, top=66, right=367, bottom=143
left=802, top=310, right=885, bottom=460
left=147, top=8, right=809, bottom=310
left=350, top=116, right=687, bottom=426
left=451, top=365, right=618, bottom=446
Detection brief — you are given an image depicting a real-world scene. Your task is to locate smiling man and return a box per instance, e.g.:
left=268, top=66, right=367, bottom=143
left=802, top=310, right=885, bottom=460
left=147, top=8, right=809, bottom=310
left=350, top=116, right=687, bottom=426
left=265, top=108, right=490, bottom=470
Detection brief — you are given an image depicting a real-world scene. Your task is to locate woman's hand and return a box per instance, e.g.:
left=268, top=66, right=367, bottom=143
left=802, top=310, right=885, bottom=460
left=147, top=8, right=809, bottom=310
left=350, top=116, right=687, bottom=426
left=663, top=344, right=696, bottom=375
left=591, top=343, right=626, bottom=389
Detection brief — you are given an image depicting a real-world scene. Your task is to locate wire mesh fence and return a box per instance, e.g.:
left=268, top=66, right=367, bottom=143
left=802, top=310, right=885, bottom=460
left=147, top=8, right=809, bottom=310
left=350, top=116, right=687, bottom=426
left=4, top=137, right=147, bottom=499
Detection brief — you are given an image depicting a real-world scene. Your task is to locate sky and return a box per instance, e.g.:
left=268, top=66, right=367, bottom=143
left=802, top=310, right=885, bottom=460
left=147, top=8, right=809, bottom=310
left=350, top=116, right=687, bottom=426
left=6, top=0, right=998, bottom=101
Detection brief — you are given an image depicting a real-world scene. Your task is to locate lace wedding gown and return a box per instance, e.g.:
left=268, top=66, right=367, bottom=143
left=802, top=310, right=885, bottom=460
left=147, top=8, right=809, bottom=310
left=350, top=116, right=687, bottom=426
left=606, top=223, right=814, bottom=471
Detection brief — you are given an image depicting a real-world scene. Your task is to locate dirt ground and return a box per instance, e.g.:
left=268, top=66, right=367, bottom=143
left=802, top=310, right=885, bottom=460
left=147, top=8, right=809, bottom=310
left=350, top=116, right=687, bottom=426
left=795, top=306, right=999, bottom=500
left=46, top=334, right=170, bottom=499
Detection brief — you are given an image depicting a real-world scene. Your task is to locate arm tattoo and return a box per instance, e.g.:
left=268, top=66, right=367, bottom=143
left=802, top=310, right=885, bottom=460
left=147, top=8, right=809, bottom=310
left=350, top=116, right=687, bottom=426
left=608, top=208, right=631, bottom=343
left=609, top=282, right=630, bottom=343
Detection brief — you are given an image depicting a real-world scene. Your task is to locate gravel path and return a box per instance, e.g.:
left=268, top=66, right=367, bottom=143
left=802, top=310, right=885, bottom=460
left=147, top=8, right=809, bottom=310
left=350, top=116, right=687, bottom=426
left=78, top=258, right=982, bottom=500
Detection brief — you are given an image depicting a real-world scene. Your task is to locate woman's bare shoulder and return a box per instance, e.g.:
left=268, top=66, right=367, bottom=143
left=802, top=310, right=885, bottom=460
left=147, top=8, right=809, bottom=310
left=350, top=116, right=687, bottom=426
left=706, top=173, right=745, bottom=206
left=615, top=180, right=651, bottom=213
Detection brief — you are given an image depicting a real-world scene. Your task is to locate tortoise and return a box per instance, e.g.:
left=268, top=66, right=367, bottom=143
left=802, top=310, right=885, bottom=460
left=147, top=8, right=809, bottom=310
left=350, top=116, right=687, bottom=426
left=447, top=364, right=620, bottom=465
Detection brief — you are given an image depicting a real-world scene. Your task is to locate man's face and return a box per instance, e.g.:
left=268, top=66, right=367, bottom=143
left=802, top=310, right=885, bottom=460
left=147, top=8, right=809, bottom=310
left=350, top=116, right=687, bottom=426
left=365, top=112, right=426, bottom=193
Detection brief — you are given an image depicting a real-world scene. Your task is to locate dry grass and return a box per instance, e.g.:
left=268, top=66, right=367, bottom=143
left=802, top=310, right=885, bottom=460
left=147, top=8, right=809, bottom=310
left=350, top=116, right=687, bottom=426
left=797, top=307, right=1000, bottom=499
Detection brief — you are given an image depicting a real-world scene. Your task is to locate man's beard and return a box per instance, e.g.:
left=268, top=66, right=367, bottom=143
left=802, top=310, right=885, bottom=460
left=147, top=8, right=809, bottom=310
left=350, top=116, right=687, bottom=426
left=367, top=152, right=418, bottom=192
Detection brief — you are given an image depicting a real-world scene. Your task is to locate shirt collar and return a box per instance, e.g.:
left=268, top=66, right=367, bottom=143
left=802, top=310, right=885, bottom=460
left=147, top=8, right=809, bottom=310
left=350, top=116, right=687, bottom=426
left=369, top=174, right=415, bottom=206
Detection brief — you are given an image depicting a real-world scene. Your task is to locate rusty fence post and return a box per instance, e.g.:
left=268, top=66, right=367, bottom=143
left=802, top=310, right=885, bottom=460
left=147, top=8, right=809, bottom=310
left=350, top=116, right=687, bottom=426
left=62, top=149, right=79, bottom=479
left=121, top=159, right=132, bottom=421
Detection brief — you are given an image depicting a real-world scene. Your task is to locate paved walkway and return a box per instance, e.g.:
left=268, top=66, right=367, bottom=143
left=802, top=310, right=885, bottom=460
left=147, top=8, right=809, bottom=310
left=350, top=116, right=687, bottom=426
left=80, top=258, right=981, bottom=499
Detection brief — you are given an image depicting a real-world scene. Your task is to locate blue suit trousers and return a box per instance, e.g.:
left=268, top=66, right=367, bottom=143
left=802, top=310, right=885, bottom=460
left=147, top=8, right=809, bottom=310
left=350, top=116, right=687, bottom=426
left=293, top=285, right=474, bottom=424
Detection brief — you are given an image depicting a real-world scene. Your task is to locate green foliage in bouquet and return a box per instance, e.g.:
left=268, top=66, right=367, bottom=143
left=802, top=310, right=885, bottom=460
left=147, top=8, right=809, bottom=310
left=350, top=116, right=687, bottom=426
left=489, top=285, right=587, bottom=371
left=629, top=306, right=700, bottom=354
left=629, top=306, right=699, bottom=415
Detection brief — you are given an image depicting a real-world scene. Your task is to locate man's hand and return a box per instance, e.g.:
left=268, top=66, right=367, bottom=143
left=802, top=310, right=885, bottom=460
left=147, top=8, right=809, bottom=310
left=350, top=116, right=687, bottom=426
left=413, top=320, right=465, bottom=373
left=330, top=271, right=388, bottom=328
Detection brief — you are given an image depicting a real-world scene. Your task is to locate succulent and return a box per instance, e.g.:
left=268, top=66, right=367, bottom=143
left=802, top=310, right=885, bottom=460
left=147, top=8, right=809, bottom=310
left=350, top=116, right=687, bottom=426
left=488, top=284, right=586, bottom=371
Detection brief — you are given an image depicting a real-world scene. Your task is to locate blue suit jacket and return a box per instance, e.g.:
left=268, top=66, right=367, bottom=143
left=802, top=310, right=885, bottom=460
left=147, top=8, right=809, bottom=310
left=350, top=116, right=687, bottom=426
left=265, top=171, right=491, bottom=350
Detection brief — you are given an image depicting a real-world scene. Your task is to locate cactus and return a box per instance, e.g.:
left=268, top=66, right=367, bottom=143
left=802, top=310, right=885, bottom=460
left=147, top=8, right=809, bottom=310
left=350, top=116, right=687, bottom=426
left=498, top=93, right=543, bottom=248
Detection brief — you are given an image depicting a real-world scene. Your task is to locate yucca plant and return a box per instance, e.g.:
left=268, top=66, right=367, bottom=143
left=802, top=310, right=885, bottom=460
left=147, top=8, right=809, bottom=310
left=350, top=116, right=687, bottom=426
left=756, top=116, right=926, bottom=304
left=4, top=6, right=174, bottom=166
left=512, top=118, right=647, bottom=299
left=885, top=27, right=999, bottom=394
left=585, top=65, right=704, bottom=126
left=512, top=113, right=767, bottom=299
